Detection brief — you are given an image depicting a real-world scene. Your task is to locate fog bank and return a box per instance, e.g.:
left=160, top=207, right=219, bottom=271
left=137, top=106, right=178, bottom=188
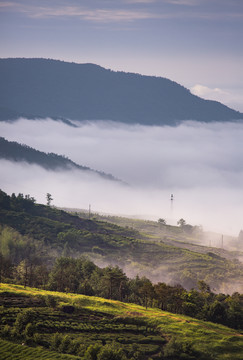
left=1, top=118, right=243, bottom=235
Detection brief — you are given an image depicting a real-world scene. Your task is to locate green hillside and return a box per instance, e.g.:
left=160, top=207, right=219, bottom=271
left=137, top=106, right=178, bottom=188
left=0, top=284, right=242, bottom=360
left=0, top=189, right=242, bottom=294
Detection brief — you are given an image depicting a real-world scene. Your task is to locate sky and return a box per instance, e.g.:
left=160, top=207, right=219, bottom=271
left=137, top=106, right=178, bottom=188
left=0, top=0, right=243, bottom=111
left=1, top=118, right=243, bottom=237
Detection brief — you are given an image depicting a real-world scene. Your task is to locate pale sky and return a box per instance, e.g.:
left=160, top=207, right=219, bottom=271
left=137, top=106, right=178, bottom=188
left=0, top=0, right=243, bottom=110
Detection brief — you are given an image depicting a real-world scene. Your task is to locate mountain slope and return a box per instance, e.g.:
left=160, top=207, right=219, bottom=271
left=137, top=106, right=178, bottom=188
left=0, top=58, right=242, bottom=125
left=0, top=137, right=120, bottom=182
left=0, top=189, right=242, bottom=293
left=0, top=284, right=242, bottom=360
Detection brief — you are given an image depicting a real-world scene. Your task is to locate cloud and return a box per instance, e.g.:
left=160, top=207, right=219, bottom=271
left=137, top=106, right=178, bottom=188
left=164, top=0, right=199, bottom=5
left=2, top=1, right=242, bottom=23
left=124, top=0, right=157, bottom=3
left=1, top=118, right=243, bottom=236
left=191, top=84, right=229, bottom=100
left=190, top=84, right=243, bottom=111
left=0, top=2, right=160, bottom=22
left=0, top=2, right=16, bottom=8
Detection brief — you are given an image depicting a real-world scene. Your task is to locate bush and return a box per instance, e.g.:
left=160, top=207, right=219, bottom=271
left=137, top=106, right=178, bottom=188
left=45, top=295, right=57, bottom=308
left=14, top=309, right=36, bottom=335
left=59, top=334, right=71, bottom=353
left=164, top=337, right=197, bottom=359
left=51, top=332, right=62, bottom=351
left=24, top=322, right=36, bottom=338
left=83, top=343, right=102, bottom=360
left=1, top=324, right=11, bottom=338
left=33, top=333, right=42, bottom=345
left=97, top=343, right=127, bottom=360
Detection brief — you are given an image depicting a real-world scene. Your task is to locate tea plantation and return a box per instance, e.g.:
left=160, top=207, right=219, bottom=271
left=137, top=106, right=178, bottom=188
left=0, top=284, right=242, bottom=360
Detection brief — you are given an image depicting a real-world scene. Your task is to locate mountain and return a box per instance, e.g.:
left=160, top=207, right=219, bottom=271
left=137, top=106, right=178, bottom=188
left=0, top=58, right=242, bottom=125
left=0, top=137, right=120, bottom=182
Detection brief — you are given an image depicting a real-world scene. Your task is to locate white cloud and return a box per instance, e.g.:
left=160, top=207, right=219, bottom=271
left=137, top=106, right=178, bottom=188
left=1, top=118, right=243, bottom=236
left=0, top=2, right=160, bottom=22
left=191, top=84, right=229, bottom=100
left=2, top=1, right=242, bottom=22
left=190, top=84, right=243, bottom=112
left=164, top=0, right=199, bottom=5
left=124, top=0, right=157, bottom=3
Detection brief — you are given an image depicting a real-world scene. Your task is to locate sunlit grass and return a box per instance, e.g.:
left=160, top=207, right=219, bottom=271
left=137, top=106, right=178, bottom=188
left=1, top=283, right=242, bottom=359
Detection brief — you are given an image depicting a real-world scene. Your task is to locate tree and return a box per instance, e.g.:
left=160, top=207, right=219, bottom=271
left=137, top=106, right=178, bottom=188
left=197, top=280, right=211, bottom=294
left=102, top=266, right=128, bottom=300
left=138, top=277, right=154, bottom=309
left=154, top=282, right=171, bottom=310
left=46, top=193, right=53, bottom=206
left=48, top=257, right=80, bottom=293
left=208, top=301, right=227, bottom=325
left=177, top=218, right=186, bottom=227
left=158, top=218, right=166, bottom=225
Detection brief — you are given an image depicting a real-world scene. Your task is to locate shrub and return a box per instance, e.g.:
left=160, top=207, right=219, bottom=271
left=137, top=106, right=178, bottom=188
left=59, top=334, right=71, bottom=353
left=51, top=332, right=62, bottom=351
left=68, top=339, right=81, bottom=355
left=1, top=324, right=11, bottom=338
left=163, top=337, right=197, bottom=359
left=83, top=343, right=102, bottom=360
left=14, top=309, right=36, bottom=335
left=45, top=295, right=57, bottom=308
left=33, top=333, right=42, bottom=345
left=24, top=322, right=36, bottom=338
left=97, top=342, right=128, bottom=360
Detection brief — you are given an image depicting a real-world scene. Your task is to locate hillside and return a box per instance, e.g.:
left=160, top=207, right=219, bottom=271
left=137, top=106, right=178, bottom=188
left=0, top=284, right=242, bottom=360
left=0, top=58, right=242, bottom=125
left=0, top=189, right=242, bottom=294
left=0, top=137, right=120, bottom=182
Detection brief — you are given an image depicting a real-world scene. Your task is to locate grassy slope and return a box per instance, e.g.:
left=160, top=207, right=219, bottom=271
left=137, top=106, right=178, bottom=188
left=64, top=210, right=243, bottom=293
left=0, top=283, right=242, bottom=360
left=1, top=200, right=243, bottom=292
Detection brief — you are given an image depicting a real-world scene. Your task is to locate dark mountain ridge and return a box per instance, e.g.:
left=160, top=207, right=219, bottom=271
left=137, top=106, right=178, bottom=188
left=0, top=58, right=242, bottom=125
left=0, top=137, right=120, bottom=182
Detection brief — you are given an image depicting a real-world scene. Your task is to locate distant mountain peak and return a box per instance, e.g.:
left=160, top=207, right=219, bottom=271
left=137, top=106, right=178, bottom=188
left=0, top=57, right=242, bottom=125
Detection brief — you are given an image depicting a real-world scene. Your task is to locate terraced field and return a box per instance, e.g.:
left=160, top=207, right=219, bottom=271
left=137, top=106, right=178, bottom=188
left=0, top=284, right=242, bottom=359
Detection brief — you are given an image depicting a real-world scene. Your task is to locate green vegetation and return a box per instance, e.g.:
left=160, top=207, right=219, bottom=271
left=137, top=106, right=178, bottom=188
left=0, top=284, right=242, bottom=360
left=1, top=189, right=242, bottom=295
left=0, top=188, right=242, bottom=358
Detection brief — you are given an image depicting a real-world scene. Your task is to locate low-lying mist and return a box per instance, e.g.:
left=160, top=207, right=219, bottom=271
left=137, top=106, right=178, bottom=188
left=1, top=118, right=243, bottom=236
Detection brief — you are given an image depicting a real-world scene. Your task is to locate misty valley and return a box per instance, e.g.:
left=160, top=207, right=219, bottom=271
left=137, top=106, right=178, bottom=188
left=0, top=188, right=243, bottom=359
left=1, top=118, right=243, bottom=360
left=0, top=59, right=243, bottom=359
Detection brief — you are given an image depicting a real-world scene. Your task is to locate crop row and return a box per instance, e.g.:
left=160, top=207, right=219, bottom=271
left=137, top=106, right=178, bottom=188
left=36, top=320, right=143, bottom=333
left=0, top=338, right=79, bottom=360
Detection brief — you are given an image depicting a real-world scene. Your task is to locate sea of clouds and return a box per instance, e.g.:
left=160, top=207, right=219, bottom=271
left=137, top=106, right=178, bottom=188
left=1, top=118, right=243, bottom=235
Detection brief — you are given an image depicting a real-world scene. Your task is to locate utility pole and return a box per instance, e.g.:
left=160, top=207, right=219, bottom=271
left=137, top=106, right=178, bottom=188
left=170, top=194, right=174, bottom=223
left=170, top=194, right=174, bottom=210
left=88, top=204, right=91, bottom=219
